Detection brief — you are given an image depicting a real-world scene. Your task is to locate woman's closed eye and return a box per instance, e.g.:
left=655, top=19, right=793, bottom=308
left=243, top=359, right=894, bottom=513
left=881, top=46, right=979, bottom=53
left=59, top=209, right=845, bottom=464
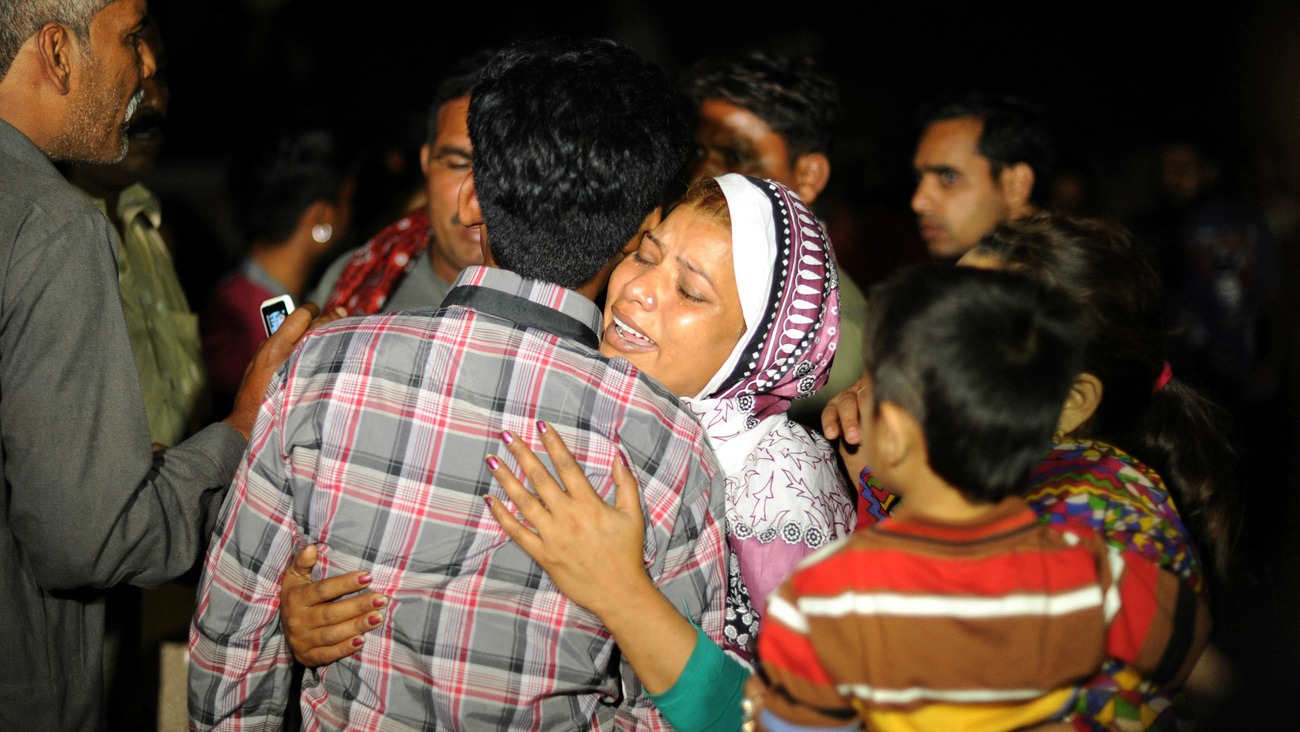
left=677, top=281, right=706, bottom=303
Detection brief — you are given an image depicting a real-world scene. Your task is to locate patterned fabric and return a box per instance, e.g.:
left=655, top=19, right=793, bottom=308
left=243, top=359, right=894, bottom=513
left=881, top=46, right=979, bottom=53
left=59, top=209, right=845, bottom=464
left=692, top=175, right=841, bottom=421
left=309, top=235, right=452, bottom=316
left=855, top=469, right=899, bottom=528
left=189, top=266, right=727, bottom=731
left=683, top=175, right=854, bottom=660
left=1029, top=440, right=1204, bottom=732
left=852, top=439, right=1206, bottom=730
left=324, top=207, right=431, bottom=316
left=1028, top=440, right=1203, bottom=593
left=756, top=499, right=1210, bottom=732
left=89, top=182, right=208, bottom=446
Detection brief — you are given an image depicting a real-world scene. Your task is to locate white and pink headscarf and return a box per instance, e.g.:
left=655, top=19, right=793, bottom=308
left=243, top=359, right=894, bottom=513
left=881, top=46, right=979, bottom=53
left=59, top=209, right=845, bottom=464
left=686, top=174, right=841, bottom=475
left=682, top=174, right=851, bottom=658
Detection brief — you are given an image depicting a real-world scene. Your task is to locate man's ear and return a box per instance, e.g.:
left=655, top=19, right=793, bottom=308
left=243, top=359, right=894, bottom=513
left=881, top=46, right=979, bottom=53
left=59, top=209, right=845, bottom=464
left=298, top=199, right=334, bottom=245
left=873, top=401, right=917, bottom=469
left=35, top=22, right=77, bottom=94
left=998, top=162, right=1035, bottom=213
left=418, top=142, right=432, bottom=176
left=457, top=172, right=494, bottom=266
left=457, top=171, right=482, bottom=227
left=792, top=152, right=831, bottom=206
left=1057, top=372, right=1103, bottom=438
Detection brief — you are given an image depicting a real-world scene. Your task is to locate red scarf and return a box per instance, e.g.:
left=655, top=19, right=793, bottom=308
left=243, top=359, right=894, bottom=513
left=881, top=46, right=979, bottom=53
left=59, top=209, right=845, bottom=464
left=325, top=208, right=431, bottom=316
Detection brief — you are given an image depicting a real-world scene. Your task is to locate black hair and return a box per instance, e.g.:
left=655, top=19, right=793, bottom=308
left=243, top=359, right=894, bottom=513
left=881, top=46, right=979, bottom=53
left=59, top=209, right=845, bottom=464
left=225, top=126, right=356, bottom=246
left=682, top=49, right=839, bottom=161
left=426, top=47, right=498, bottom=145
left=469, top=37, right=691, bottom=289
left=918, top=91, right=1056, bottom=203
left=863, top=263, right=1087, bottom=503
left=974, top=212, right=1242, bottom=583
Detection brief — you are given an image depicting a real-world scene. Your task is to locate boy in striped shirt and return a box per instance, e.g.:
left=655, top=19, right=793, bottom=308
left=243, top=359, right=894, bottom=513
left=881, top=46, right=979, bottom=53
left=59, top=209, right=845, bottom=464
left=752, top=264, right=1209, bottom=732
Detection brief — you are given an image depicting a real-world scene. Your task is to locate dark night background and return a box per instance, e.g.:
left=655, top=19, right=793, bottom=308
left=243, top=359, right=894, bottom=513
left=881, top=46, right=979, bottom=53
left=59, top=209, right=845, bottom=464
left=138, top=0, right=1299, bottom=727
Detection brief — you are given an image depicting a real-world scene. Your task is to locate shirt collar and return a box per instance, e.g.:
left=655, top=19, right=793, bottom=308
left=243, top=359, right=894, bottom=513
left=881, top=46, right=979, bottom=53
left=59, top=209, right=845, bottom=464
left=0, top=117, right=59, bottom=176
left=83, top=181, right=162, bottom=230
left=452, top=265, right=603, bottom=339
left=117, top=182, right=162, bottom=229
left=883, top=496, right=1039, bottom=543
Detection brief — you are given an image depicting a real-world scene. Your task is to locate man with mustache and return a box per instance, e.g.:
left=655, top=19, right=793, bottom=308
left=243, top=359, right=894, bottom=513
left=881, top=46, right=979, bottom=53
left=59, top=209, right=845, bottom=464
left=0, top=2, right=319, bottom=728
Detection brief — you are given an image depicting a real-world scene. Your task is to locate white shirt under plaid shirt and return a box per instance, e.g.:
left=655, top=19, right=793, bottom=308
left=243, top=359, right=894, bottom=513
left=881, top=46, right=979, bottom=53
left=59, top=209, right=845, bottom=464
left=189, top=266, right=727, bottom=730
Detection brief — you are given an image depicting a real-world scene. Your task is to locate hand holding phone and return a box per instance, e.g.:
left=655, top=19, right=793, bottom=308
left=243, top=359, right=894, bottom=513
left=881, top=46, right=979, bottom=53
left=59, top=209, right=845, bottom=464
left=260, top=295, right=295, bottom=337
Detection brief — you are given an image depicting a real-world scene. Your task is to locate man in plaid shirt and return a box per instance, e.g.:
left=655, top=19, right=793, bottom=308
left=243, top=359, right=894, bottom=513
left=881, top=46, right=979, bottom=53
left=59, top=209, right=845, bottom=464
left=188, top=38, right=726, bottom=730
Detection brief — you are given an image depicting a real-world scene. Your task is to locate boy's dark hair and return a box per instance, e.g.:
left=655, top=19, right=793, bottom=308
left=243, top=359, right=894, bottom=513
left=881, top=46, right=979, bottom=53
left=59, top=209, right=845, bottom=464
left=682, top=49, right=839, bottom=161
left=862, top=263, right=1086, bottom=502
left=426, top=47, right=498, bottom=145
left=469, top=37, right=691, bottom=289
left=918, top=91, right=1056, bottom=203
left=225, top=126, right=356, bottom=246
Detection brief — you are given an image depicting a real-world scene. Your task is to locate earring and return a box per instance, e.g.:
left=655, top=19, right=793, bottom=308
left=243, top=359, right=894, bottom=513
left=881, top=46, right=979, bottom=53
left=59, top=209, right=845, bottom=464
left=311, top=223, right=333, bottom=244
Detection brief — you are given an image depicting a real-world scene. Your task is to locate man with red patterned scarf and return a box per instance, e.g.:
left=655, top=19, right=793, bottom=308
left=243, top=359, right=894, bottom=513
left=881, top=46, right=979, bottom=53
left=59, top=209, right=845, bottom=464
left=309, top=49, right=494, bottom=316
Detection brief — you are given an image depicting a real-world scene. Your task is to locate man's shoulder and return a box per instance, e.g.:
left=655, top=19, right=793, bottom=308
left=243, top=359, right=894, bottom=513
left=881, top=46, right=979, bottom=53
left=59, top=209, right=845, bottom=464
left=1, top=153, right=101, bottom=225
left=1, top=154, right=111, bottom=258
left=589, top=355, right=718, bottom=472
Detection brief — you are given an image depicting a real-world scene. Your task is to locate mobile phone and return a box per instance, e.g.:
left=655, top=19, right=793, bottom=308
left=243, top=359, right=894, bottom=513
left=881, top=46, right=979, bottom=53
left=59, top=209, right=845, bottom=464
left=260, top=294, right=295, bottom=337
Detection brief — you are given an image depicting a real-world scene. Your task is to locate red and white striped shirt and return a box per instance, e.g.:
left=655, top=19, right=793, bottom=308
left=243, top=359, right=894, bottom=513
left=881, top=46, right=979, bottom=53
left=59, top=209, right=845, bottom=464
left=756, top=497, right=1209, bottom=732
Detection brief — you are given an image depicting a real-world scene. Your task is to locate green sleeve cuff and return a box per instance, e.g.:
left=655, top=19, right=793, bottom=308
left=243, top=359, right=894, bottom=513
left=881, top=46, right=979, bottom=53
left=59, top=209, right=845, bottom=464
left=648, top=625, right=749, bottom=732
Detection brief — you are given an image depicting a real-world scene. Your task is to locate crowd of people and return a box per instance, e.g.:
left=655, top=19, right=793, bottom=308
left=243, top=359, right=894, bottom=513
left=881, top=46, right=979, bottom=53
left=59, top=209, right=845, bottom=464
left=1, top=1, right=1290, bottom=730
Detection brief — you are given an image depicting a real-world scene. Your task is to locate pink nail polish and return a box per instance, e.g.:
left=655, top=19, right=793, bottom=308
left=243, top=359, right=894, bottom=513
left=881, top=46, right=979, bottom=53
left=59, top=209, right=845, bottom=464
left=501, top=430, right=514, bottom=445
left=351, top=637, right=364, bottom=647
left=536, top=420, right=548, bottom=434
left=486, top=455, right=500, bottom=471
left=358, top=573, right=372, bottom=584
left=372, top=596, right=388, bottom=608
left=368, top=613, right=382, bottom=626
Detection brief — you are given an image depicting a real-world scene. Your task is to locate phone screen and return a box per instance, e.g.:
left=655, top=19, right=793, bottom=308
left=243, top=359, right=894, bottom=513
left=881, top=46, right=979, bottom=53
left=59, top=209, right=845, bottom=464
left=265, top=308, right=287, bottom=335
left=260, top=296, right=294, bottom=337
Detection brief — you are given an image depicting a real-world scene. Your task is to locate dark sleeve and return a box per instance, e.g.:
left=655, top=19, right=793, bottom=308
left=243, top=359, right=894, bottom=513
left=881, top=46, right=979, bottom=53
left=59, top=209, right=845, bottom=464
left=1105, top=547, right=1212, bottom=688
left=2, top=207, right=245, bottom=591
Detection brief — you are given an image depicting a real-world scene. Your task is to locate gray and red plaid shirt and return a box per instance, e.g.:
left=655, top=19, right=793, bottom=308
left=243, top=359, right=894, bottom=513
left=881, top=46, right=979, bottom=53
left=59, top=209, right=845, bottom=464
left=189, top=266, right=726, bottom=730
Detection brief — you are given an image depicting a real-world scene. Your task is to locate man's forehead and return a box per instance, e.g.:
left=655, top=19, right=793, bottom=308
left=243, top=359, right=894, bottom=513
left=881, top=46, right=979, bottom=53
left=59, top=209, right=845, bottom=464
left=915, top=117, right=987, bottom=167
left=94, top=0, right=148, bottom=31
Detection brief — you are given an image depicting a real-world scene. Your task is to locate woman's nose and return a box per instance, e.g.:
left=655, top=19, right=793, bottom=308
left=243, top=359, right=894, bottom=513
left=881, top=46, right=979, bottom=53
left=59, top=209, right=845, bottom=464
left=622, top=272, right=659, bottom=309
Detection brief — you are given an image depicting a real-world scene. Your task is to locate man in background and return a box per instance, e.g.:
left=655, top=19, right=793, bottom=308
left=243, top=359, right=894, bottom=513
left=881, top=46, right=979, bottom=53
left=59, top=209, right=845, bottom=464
left=682, top=49, right=865, bottom=425
left=64, top=19, right=207, bottom=448
left=911, top=90, right=1055, bottom=259
left=309, top=48, right=495, bottom=316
